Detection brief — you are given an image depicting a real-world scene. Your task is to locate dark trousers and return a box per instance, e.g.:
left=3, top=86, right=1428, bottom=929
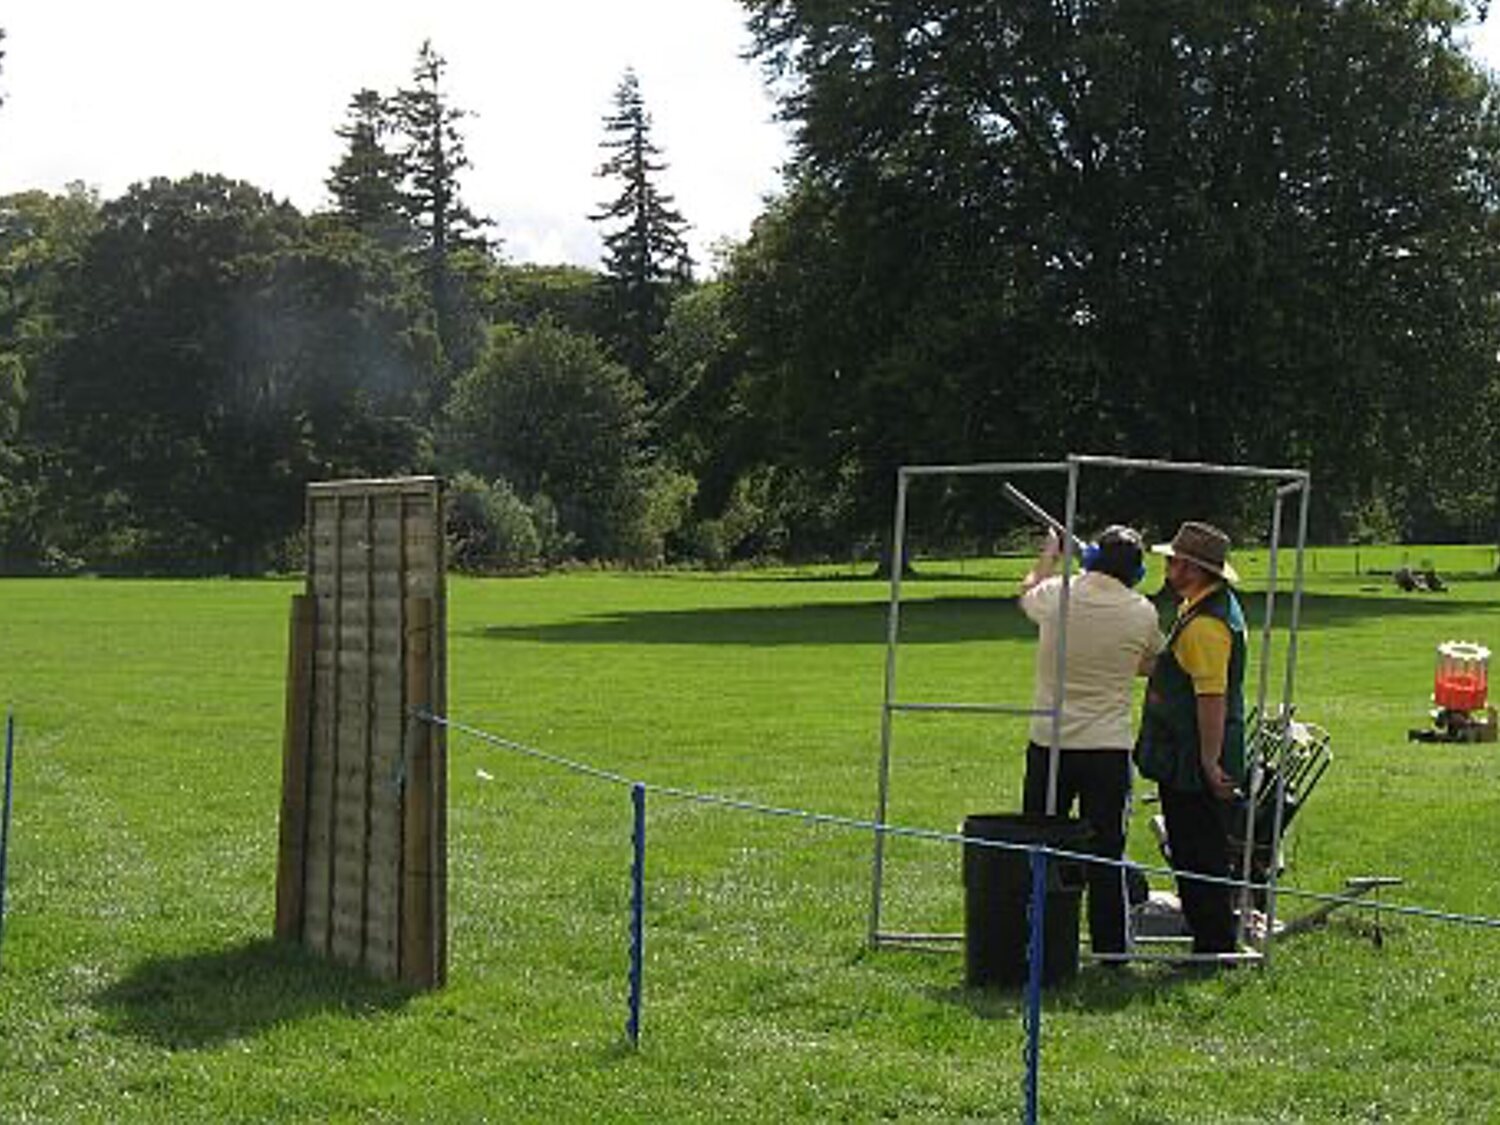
left=1022, top=743, right=1130, bottom=954
left=1160, top=785, right=1236, bottom=953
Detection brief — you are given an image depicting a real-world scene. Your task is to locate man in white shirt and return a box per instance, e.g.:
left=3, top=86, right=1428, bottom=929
left=1019, top=525, right=1164, bottom=955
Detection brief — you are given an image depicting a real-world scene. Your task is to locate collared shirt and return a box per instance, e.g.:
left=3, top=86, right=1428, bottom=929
left=1021, top=571, right=1164, bottom=750
left=1174, top=582, right=1233, bottom=695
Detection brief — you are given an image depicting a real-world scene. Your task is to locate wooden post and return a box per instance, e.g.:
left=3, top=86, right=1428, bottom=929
left=275, top=594, right=316, bottom=942
left=401, top=597, right=437, bottom=987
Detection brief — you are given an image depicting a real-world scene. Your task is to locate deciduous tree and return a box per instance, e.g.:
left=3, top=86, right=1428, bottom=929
left=733, top=0, right=1500, bottom=543
left=37, top=176, right=434, bottom=573
left=444, top=319, right=650, bottom=557
left=0, top=185, right=100, bottom=568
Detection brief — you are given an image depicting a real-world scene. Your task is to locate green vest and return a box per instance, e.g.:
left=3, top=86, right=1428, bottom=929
left=1133, top=585, right=1247, bottom=792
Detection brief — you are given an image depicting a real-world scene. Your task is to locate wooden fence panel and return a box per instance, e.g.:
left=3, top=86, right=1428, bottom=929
left=274, top=477, right=446, bottom=987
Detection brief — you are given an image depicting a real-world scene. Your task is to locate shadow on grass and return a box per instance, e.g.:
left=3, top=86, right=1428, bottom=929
left=468, top=595, right=1031, bottom=647
left=466, top=589, right=1499, bottom=648
left=94, top=938, right=415, bottom=1049
left=926, top=958, right=1247, bottom=1018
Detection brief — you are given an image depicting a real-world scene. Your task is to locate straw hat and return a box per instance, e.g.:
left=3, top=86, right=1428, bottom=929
left=1151, top=521, right=1240, bottom=584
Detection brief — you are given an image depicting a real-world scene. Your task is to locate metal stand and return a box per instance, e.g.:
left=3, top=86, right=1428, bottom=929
left=869, top=454, right=1312, bottom=969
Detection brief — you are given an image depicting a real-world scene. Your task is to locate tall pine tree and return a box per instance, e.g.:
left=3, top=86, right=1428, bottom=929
left=592, top=69, right=692, bottom=387
left=389, top=40, right=489, bottom=379
left=325, top=88, right=410, bottom=250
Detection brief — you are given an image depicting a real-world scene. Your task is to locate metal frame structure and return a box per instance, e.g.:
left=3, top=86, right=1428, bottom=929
left=868, top=453, right=1312, bottom=965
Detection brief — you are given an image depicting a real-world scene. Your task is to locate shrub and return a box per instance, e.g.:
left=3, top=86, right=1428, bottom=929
left=446, top=472, right=542, bottom=572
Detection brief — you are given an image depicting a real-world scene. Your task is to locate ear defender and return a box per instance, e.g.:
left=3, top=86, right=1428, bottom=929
left=1082, top=533, right=1148, bottom=587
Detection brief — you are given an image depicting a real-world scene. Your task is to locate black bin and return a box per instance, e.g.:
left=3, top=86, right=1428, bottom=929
left=962, top=814, right=1092, bottom=988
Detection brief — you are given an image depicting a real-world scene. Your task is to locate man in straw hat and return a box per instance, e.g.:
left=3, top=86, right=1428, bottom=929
left=1134, top=521, right=1248, bottom=956
left=1019, top=525, right=1164, bottom=957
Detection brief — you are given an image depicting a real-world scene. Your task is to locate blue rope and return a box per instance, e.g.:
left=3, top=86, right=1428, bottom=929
left=423, top=711, right=1500, bottom=934
left=425, top=712, right=634, bottom=787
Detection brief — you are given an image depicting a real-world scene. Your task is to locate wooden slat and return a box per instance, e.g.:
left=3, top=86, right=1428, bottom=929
left=275, top=595, right=317, bottom=942
left=401, top=597, right=436, bottom=987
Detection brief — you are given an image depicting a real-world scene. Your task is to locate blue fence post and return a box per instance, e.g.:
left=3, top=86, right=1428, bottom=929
left=1, top=712, right=15, bottom=968
left=1022, top=845, right=1047, bottom=1125
left=626, top=781, right=646, bottom=1046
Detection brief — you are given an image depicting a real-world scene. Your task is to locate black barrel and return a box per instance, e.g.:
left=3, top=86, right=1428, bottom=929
left=962, top=814, right=1092, bottom=988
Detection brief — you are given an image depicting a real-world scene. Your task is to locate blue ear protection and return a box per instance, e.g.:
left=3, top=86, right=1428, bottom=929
left=1082, top=540, right=1148, bottom=587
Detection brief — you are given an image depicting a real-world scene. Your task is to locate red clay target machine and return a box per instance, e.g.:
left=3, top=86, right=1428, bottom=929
left=1408, top=641, right=1495, bottom=744
left=867, top=453, right=1367, bottom=971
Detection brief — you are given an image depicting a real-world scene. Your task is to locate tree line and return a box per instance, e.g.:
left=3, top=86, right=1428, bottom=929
left=3, top=6, right=1499, bottom=577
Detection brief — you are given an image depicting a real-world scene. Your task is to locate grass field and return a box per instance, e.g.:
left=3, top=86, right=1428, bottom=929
left=2, top=545, right=1499, bottom=1122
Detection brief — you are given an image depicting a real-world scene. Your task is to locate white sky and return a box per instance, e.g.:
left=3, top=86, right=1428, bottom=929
left=0, top=0, right=792, bottom=271
left=5, top=5, right=1500, bottom=273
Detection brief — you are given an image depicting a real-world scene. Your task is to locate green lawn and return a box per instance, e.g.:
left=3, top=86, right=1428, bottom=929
left=2, top=549, right=1499, bottom=1122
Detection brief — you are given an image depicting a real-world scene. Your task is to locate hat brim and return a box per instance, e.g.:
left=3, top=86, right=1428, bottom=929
left=1151, top=543, right=1240, bottom=585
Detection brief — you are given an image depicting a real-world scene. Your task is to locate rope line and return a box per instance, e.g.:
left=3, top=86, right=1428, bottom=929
left=431, top=712, right=635, bottom=788
left=421, top=711, right=1500, bottom=933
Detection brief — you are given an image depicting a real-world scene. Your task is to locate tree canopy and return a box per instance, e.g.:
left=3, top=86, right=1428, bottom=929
left=729, top=0, right=1500, bottom=542
left=2, top=15, right=1498, bottom=574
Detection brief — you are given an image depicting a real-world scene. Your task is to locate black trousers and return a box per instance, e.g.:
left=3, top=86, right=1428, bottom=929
left=1160, top=785, right=1236, bottom=953
left=1022, top=743, right=1130, bottom=954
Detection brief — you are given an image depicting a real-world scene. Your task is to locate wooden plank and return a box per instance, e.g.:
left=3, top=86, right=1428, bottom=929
left=428, top=482, right=448, bottom=987
left=357, top=491, right=377, bottom=972
left=334, top=650, right=401, bottom=676
left=365, top=940, right=399, bottom=980
left=370, top=803, right=402, bottom=842
left=369, top=864, right=398, bottom=911
left=330, top=911, right=365, bottom=965
left=366, top=896, right=399, bottom=941
left=314, top=611, right=406, bottom=638
left=368, top=804, right=403, bottom=967
left=309, top=475, right=442, bottom=499
left=400, top=597, right=436, bottom=987
left=275, top=595, right=317, bottom=943
left=322, top=492, right=346, bottom=958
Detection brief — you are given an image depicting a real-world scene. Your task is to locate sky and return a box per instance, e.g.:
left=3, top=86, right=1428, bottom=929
left=0, top=0, right=792, bottom=271
left=6, top=5, right=1500, bottom=274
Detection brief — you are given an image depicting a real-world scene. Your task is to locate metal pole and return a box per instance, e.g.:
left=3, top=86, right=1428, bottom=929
left=626, top=782, right=646, bottom=1047
left=1022, top=846, right=1047, bottom=1125
left=1069, top=453, right=1308, bottom=482
left=1260, top=768, right=1290, bottom=968
left=899, top=460, right=1071, bottom=479
left=1045, top=463, right=1081, bottom=816
left=1282, top=480, right=1313, bottom=711
left=1237, top=493, right=1284, bottom=947
left=1, top=712, right=14, bottom=968
left=870, top=470, right=911, bottom=945
left=1256, top=492, right=1284, bottom=724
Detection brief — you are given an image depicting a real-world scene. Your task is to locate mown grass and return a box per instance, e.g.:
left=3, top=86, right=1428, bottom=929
left=1, top=547, right=1498, bottom=1122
